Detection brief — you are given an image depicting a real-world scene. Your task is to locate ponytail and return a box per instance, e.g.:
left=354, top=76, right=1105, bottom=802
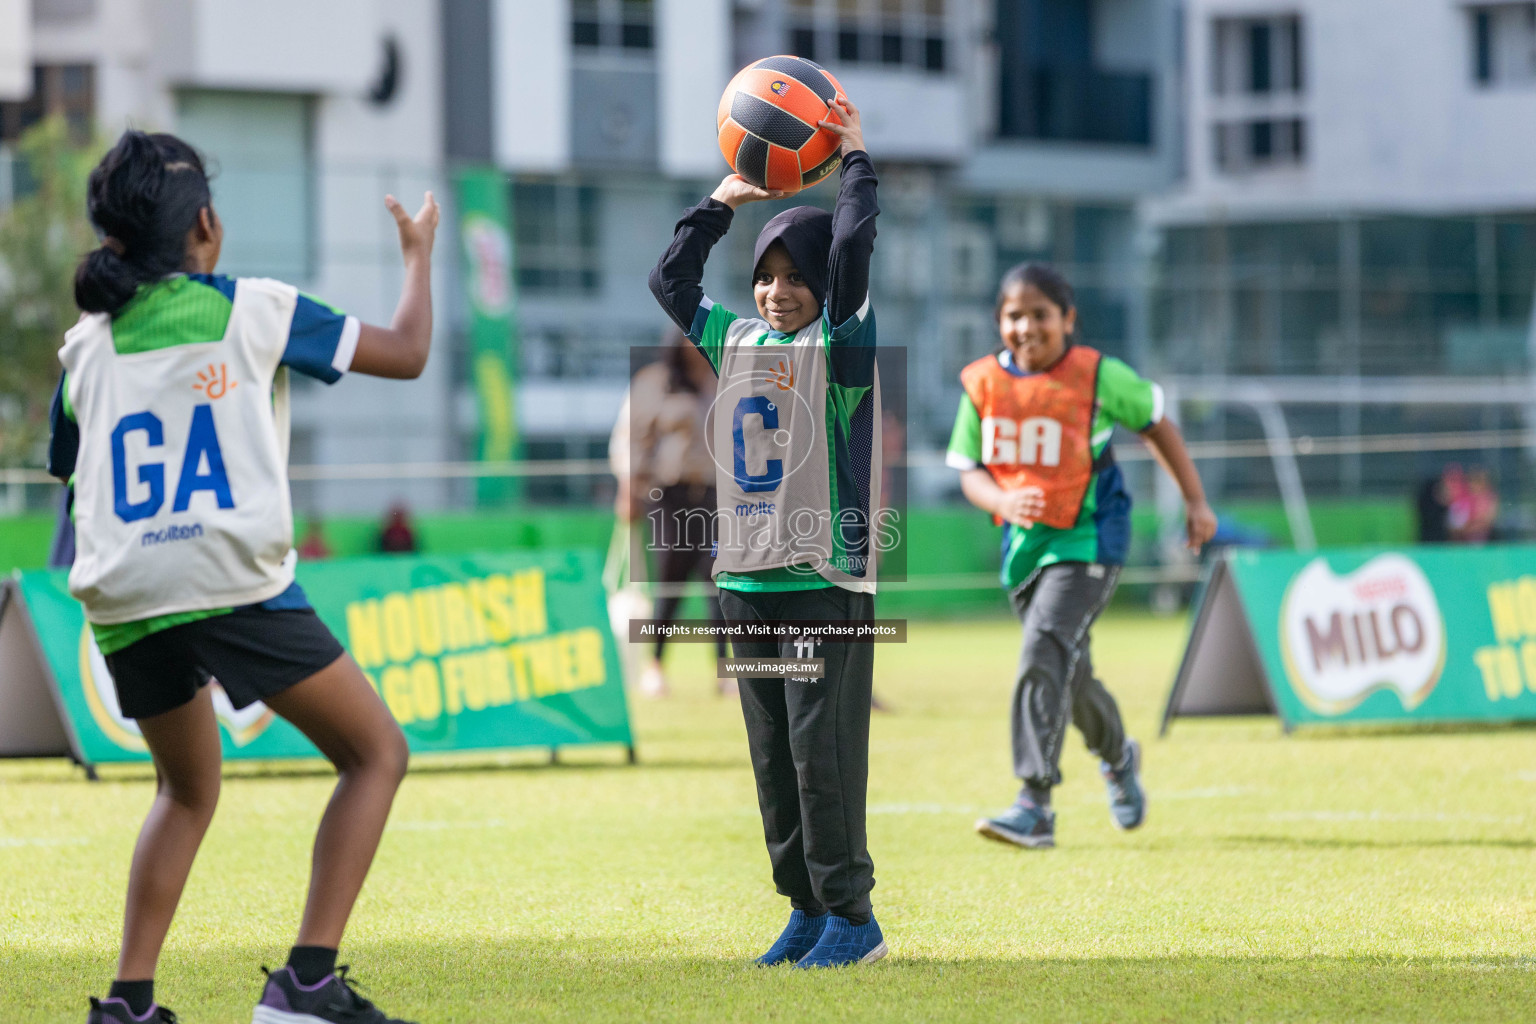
left=74, top=130, right=213, bottom=315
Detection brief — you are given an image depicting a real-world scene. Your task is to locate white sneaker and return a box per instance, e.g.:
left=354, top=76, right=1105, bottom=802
left=638, top=662, right=669, bottom=698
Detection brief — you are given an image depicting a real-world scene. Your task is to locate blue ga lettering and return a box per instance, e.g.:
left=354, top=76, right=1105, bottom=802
left=112, top=404, right=234, bottom=523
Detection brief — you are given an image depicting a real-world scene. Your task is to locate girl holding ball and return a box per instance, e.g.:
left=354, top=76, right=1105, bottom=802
left=649, top=90, right=887, bottom=968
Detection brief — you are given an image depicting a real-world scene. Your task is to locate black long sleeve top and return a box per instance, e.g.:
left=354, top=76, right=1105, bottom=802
left=649, top=149, right=880, bottom=338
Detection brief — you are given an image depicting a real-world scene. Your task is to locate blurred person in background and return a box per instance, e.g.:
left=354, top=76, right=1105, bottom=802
left=610, top=330, right=730, bottom=698
left=1449, top=465, right=1499, bottom=544
left=1416, top=470, right=1451, bottom=544
left=376, top=502, right=418, bottom=554
left=298, top=515, right=333, bottom=560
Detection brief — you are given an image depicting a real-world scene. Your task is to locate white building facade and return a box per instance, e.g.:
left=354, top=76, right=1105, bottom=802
left=1, top=0, right=453, bottom=514
left=1145, top=0, right=1536, bottom=502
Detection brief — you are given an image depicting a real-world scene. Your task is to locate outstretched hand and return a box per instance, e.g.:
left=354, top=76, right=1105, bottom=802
left=818, top=93, right=866, bottom=157
left=386, top=191, right=439, bottom=264
left=711, top=174, right=787, bottom=210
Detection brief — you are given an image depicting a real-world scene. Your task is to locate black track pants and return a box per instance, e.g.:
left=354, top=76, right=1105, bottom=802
left=719, top=586, right=876, bottom=920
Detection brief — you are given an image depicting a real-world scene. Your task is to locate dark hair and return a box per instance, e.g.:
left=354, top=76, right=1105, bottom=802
left=994, top=262, right=1075, bottom=321
left=74, top=131, right=213, bottom=315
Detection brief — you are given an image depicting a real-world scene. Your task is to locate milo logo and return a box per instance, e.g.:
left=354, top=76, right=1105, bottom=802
left=1279, top=554, right=1446, bottom=715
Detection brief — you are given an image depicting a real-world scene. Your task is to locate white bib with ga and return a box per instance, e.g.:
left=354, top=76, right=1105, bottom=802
left=61, top=278, right=300, bottom=624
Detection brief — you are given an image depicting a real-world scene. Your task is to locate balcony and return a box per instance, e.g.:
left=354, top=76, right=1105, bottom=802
left=998, top=67, right=1153, bottom=147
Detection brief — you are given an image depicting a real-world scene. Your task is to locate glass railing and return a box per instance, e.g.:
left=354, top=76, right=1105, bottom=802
left=998, top=67, right=1154, bottom=147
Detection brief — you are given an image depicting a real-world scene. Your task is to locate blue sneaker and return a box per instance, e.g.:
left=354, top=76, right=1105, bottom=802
left=975, top=799, right=1055, bottom=848
left=754, top=909, right=829, bottom=966
left=1102, top=737, right=1146, bottom=830
left=794, top=914, right=887, bottom=968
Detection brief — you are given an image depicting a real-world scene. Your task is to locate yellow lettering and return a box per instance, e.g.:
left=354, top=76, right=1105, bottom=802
left=506, top=645, right=532, bottom=700
left=572, top=627, right=606, bottom=688
left=345, top=600, right=385, bottom=669
left=463, top=653, right=487, bottom=711
left=553, top=633, right=579, bottom=692
left=410, top=659, right=442, bottom=720
left=1518, top=577, right=1536, bottom=638
left=442, top=584, right=474, bottom=650
left=481, top=574, right=514, bottom=643
left=512, top=569, right=549, bottom=637
left=441, top=654, right=470, bottom=715
left=485, top=647, right=514, bottom=706
left=1474, top=647, right=1500, bottom=701
left=412, top=588, right=444, bottom=657
left=465, top=579, right=492, bottom=647
left=523, top=638, right=557, bottom=696
left=382, top=592, right=415, bottom=663
left=1521, top=641, right=1536, bottom=696
left=1494, top=645, right=1522, bottom=700
left=1488, top=582, right=1522, bottom=644
left=381, top=665, right=415, bottom=723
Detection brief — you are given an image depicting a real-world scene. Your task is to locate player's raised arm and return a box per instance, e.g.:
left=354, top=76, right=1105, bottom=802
left=821, top=95, right=879, bottom=332
left=350, top=191, right=439, bottom=379
left=648, top=176, right=782, bottom=338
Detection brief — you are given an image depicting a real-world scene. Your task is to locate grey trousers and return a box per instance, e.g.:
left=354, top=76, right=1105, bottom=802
left=1009, top=562, right=1127, bottom=790
left=719, top=587, right=876, bottom=920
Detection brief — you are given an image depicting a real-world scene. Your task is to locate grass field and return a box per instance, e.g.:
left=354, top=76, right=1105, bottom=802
left=4, top=613, right=1535, bottom=1023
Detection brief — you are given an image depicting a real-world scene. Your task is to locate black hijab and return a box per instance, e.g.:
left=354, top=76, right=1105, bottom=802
left=752, top=206, right=834, bottom=309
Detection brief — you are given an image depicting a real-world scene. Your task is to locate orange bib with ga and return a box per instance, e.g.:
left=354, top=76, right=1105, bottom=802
left=960, top=345, right=1102, bottom=531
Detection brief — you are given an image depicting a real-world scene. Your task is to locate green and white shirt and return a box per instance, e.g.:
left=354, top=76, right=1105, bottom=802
left=946, top=348, right=1163, bottom=591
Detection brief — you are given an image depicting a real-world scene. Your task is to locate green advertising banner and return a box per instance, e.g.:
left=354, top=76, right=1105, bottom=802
left=1164, top=545, right=1536, bottom=732
left=0, top=550, right=632, bottom=769
left=454, top=166, right=519, bottom=505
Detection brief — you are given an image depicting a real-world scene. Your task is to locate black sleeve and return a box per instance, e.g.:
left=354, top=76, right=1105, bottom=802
left=824, top=150, right=879, bottom=329
left=648, top=198, right=735, bottom=337
left=46, top=371, right=79, bottom=482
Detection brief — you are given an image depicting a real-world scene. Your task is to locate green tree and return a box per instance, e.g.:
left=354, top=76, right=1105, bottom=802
left=0, top=116, right=98, bottom=469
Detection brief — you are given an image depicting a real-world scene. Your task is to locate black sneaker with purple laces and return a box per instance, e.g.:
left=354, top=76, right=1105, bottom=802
left=252, top=965, right=416, bottom=1024
left=87, top=998, right=178, bottom=1024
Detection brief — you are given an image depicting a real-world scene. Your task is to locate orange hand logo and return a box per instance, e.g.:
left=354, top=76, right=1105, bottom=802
left=766, top=359, right=795, bottom=391
left=193, top=362, right=237, bottom=400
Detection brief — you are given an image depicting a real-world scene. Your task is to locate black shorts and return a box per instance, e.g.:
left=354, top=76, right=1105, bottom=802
left=104, top=607, right=346, bottom=720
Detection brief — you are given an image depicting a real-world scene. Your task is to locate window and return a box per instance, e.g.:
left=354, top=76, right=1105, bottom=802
left=573, top=0, right=654, bottom=52
left=1212, top=14, right=1304, bottom=96
left=176, top=91, right=315, bottom=282
left=786, top=0, right=947, bottom=74
left=1471, top=3, right=1536, bottom=86
left=1210, top=14, right=1306, bottom=172
left=512, top=179, right=601, bottom=294
left=1214, top=117, right=1305, bottom=172
left=0, top=64, right=95, bottom=143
